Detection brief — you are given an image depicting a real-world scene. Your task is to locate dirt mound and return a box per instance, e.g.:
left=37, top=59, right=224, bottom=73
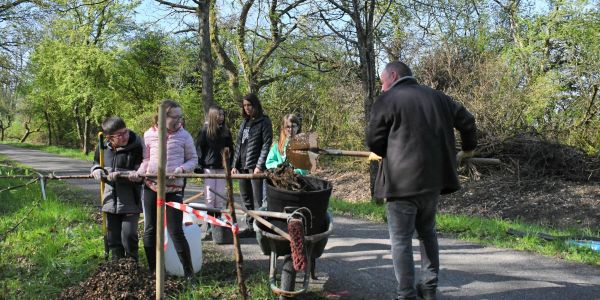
left=312, top=169, right=370, bottom=202
left=57, top=259, right=183, bottom=300
left=480, top=135, right=600, bottom=181
left=317, top=135, right=600, bottom=229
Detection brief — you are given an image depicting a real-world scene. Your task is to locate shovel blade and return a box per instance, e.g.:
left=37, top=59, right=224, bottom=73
left=287, top=132, right=318, bottom=151
left=286, top=149, right=319, bottom=172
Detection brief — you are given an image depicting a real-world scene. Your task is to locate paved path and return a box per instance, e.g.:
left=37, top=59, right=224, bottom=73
left=1, top=144, right=599, bottom=299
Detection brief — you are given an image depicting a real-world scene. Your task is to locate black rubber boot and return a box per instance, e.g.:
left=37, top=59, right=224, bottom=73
left=110, top=247, right=125, bottom=260
left=416, top=282, right=437, bottom=300
left=177, top=249, right=195, bottom=282
left=144, top=246, right=156, bottom=273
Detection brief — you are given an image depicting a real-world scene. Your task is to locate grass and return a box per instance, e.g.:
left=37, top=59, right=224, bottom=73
left=0, top=158, right=292, bottom=299
left=1, top=142, right=93, bottom=161
left=329, top=198, right=600, bottom=266
left=0, top=161, right=102, bottom=298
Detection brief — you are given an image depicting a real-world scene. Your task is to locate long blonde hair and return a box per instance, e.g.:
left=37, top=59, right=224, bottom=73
left=206, top=106, right=228, bottom=139
left=278, top=114, right=301, bottom=154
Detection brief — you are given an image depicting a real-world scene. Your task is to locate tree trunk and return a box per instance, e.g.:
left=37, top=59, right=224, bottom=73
left=356, top=18, right=381, bottom=204
left=209, top=0, right=242, bottom=103
left=83, top=118, right=90, bottom=155
left=197, top=0, right=215, bottom=115
left=44, top=110, right=52, bottom=146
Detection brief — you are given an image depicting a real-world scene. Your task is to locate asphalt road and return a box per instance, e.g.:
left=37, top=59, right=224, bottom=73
left=1, top=144, right=599, bottom=299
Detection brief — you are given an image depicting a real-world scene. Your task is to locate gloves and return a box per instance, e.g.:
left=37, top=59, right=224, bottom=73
left=169, top=167, right=184, bottom=179
left=368, top=152, right=382, bottom=161
left=456, top=150, right=475, bottom=165
left=91, top=169, right=103, bottom=180
left=107, top=172, right=120, bottom=182
left=128, top=171, right=142, bottom=182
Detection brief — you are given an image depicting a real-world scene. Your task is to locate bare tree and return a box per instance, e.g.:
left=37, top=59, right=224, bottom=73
left=210, top=0, right=308, bottom=100
left=315, top=0, right=391, bottom=202
left=155, top=0, right=215, bottom=115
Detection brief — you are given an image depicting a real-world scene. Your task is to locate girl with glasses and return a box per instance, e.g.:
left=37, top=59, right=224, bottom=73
left=265, top=114, right=308, bottom=175
left=133, top=99, right=198, bottom=279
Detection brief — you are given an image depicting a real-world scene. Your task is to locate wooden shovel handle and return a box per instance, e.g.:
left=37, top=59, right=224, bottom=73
left=321, top=149, right=371, bottom=157
left=321, top=149, right=501, bottom=165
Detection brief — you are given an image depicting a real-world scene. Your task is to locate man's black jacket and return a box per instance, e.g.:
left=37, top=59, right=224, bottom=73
left=367, top=77, right=477, bottom=198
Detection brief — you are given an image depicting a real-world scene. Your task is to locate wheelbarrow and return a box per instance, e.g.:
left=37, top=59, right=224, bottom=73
left=254, top=176, right=334, bottom=299
left=254, top=210, right=333, bottom=299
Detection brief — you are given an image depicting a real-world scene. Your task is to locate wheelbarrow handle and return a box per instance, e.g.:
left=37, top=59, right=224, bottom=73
left=233, top=202, right=291, bottom=241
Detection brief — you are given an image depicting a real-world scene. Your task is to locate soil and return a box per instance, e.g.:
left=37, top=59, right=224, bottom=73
left=316, top=145, right=600, bottom=230
left=57, top=259, right=183, bottom=300
left=319, top=168, right=599, bottom=229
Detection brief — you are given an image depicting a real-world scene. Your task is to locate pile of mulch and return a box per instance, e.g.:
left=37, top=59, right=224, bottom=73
left=57, top=259, right=183, bottom=300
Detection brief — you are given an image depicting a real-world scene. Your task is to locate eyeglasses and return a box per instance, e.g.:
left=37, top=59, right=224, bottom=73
left=106, top=129, right=128, bottom=139
left=168, top=114, right=184, bottom=121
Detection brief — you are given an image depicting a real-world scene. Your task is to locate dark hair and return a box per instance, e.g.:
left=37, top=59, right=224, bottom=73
left=154, top=99, right=182, bottom=125
left=384, top=61, right=413, bottom=78
left=102, top=117, right=126, bottom=135
left=241, top=93, right=264, bottom=119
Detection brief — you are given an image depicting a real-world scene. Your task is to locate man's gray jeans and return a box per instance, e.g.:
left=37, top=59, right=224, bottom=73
left=386, top=191, right=440, bottom=299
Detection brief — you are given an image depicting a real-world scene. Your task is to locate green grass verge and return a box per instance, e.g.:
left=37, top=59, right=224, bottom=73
left=0, top=163, right=102, bottom=298
left=329, top=198, right=600, bottom=266
left=0, top=158, right=299, bottom=299
left=1, top=142, right=93, bottom=161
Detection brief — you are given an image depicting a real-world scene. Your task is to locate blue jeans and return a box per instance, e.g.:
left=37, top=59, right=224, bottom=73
left=386, top=191, right=440, bottom=299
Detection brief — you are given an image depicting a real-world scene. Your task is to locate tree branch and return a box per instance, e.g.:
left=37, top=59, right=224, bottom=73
left=154, top=0, right=196, bottom=12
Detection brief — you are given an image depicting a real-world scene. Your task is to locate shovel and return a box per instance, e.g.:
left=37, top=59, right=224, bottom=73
left=286, top=132, right=500, bottom=172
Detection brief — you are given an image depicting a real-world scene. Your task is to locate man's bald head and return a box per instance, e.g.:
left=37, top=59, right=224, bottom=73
left=380, top=61, right=413, bottom=92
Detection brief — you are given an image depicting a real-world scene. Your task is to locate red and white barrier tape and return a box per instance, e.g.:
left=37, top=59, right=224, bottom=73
left=158, top=201, right=239, bottom=249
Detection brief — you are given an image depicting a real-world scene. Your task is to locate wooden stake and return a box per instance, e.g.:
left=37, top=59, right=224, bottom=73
left=222, top=148, right=248, bottom=299
left=98, top=132, right=109, bottom=261
left=156, top=104, right=167, bottom=299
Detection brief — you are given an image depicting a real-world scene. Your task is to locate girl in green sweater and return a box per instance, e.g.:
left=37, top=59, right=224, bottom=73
left=265, top=113, right=308, bottom=175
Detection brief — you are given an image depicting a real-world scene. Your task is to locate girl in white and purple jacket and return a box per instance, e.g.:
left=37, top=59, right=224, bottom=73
left=134, top=99, right=198, bottom=278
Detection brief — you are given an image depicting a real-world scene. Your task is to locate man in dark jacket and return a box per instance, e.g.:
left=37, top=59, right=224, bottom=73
left=367, top=61, right=477, bottom=300
left=91, top=117, right=144, bottom=260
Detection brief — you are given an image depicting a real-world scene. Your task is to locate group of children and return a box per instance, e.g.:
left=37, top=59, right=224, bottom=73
left=90, top=93, right=306, bottom=279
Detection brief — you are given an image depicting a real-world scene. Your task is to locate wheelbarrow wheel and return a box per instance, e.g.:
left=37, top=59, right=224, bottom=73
left=279, top=255, right=296, bottom=300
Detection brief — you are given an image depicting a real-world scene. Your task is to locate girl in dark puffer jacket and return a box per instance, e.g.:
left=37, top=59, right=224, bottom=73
left=231, top=93, right=273, bottom=236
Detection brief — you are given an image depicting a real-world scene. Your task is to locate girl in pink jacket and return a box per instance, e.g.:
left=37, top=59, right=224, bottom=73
left=135, top=99, right=198, bottom=279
